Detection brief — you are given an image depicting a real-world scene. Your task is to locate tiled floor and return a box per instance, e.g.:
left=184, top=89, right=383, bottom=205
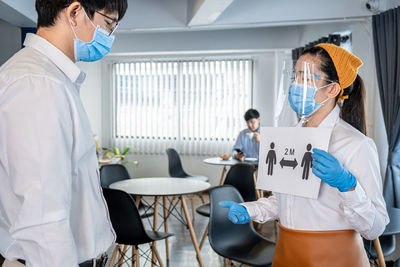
left=2, top=194, right=398, bottom=267
left=109, top=195, right=278, bottom=267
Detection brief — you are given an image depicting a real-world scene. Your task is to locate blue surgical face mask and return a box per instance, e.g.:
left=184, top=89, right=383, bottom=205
left=288, top=83, right=329, bottom=117
left=69, top=10, right=115, bottom=62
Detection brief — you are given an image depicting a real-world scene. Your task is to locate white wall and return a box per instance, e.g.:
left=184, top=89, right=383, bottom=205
left=384, top=0, right=400, bottom=10
left=76, top=61, right=103, bottom=141
left=79, top=20, right=388, bottom=186
left=0, top=19, right=21, bottom=66
left=111, top=27, right=300, bottom=54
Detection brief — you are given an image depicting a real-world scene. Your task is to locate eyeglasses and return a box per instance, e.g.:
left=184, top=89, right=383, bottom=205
left=95, top=11, right=119, bottom=36
left=288, top=70, right=336, bottom=84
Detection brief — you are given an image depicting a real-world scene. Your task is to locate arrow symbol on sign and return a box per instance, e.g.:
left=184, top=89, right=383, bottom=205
left=280, top=158, right=298, bottom=169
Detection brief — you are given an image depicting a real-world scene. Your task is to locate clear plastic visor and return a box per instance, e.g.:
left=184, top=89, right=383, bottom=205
left=275, top=60, right=333, bottom=126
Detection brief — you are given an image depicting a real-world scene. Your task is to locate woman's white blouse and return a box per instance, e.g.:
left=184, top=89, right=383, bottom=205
left=242, top=105, right=389, bottom=240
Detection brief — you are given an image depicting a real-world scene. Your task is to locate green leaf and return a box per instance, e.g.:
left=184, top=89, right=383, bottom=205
left=121, top=147, right=130, bottom=155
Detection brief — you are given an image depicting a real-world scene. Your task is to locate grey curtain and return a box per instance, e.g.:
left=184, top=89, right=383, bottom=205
left=373, top=6, right=400, bottom=208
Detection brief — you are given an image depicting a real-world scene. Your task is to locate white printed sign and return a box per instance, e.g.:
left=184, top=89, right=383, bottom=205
left=256, top=127, right=331, bottom=199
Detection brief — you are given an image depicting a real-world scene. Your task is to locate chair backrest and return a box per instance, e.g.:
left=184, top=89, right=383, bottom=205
left=99, top=164, right=131, bottom=188
left=102, top=188, right=151, bottom=245
left=166, top=148, right=188, bottom=178
left=208, top=185, right=259, bottom=254
left=224, top=163, right=257, bottom=202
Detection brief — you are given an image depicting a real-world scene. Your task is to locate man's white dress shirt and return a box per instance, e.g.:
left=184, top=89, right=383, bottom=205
left=242, top=105, right=389, bottom=240
left=0, top=34, right=115, bottom=266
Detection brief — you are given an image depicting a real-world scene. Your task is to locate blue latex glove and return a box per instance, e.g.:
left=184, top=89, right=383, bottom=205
left=218, top=201, right=251, bottom=224
left=311, top=148, right=357, bottom=192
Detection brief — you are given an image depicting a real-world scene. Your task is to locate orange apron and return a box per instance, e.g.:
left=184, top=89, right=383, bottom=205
left=272, top=223, right=369, bottom=267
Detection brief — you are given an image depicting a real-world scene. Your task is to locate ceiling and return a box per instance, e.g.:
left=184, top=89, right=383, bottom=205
left=0, top=0, right=396, bottom=32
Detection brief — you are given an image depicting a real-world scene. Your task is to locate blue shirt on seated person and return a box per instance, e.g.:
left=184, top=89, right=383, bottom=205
left=232, top=109, right=261, bottom=160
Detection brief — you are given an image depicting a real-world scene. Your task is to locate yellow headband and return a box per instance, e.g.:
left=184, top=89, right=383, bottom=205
left=315, top=43, right=363, bottom=103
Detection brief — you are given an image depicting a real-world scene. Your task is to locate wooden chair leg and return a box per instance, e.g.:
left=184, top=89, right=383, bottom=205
left=199, top=224, right=209, bottom=249
left=219, top=166, right=227, bottom=185
left=373, top=238, right=386, bottom=267
left=180, top=196, right=204, bottom=267
left=135, top=196, right=141, bottom=208
left=108, top=245, right=119, bottom=267
left=152, top=196, right=159, bottom=267
left=167, top=196, right=176, bottom=212
left=256, top=221, right=262, bottom=232
left=151, top=244, right=164, bottom=267
left=198, top=193, right=205, bottom=203
left=225, top=258, right=232, bottom=267
left=162, top=197, right=170, bottom=263
left=117, top=245, right=128, bottom=267
left=190, top=195, right=195, bottom=222
left=136, top=245, right=140, bottom=267
left=253, top=172, right=261, bottom=199
left=132, top=245, right=136, bottom=267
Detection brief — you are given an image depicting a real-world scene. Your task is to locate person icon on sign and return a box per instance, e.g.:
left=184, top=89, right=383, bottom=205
left=301, top=144, right=313, bottom=180
left=266, top=142, right=277, bottom=175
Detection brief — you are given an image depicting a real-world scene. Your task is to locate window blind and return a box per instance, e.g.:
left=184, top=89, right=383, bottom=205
left=112, top=59, right=253, bottom=155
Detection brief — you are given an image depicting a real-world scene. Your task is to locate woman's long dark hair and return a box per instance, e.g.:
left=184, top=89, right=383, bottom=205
left=300, top=46, right=367, bottom=135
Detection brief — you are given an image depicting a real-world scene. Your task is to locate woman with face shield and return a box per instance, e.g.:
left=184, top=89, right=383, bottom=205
left=219, top=43, right=389, bottom=266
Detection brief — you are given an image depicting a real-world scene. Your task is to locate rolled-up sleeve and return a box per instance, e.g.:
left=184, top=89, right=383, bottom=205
left=1, top=76, right=79, bottom=266
left=340, top=138, right=389, bottom=240
left=241, top=194, right=279, bottom=223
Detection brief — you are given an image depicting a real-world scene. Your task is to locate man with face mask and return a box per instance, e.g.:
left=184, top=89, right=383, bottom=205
left=232, top=109, right=261, bottom=161
left=0, top=1, right=127, bottom=266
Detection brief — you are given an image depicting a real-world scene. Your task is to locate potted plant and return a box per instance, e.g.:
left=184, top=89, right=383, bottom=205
left=100, top=146, right=139, bottom=166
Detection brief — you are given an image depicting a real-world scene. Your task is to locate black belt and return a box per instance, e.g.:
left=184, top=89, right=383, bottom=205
left=17, top=253, right=108, bottom=267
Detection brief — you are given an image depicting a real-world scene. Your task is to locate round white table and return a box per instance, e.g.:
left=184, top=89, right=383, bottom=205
left=110, top=177, right=210, bottom=196
left=203, top=157, right=258, bottom=183
left=110, top=177, right=211, bottom=267
left=203, top=157, right=240, bottom=186
left=203, top=157, right=241, bottom=166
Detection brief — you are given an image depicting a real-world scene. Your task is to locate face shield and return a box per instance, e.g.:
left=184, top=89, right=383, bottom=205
left=275, top=59, right=333, bottom=126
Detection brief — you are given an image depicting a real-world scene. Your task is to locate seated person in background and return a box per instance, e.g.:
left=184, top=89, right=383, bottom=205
left=232, top=109, right=261, bottom=160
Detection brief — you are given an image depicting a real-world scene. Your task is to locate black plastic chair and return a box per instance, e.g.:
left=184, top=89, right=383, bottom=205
left=166, top=148, right=208, bottom=220
left=208, top=185, right=274, bottom=267
left=196, top=163, right=257, bottom=248
left=100, top=164, right=154, bottom=218
left=364, top=235, right=395, bottom=259
left=100, top=164, right=131, bottom=188
left=103, top=188, right=173, bottom=267
left=224, top=163, right=257, bottom=202
left=166, top=148, right=208, bottom=182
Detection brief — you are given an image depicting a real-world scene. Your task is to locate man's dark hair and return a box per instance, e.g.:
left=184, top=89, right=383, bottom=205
left=35, top=0, right=128, bottom=28
left=244, top=109, right=260, bottom=121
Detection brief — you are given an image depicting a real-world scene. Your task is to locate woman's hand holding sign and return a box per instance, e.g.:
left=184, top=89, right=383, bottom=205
left=311, top=148, right=356, bottom=192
